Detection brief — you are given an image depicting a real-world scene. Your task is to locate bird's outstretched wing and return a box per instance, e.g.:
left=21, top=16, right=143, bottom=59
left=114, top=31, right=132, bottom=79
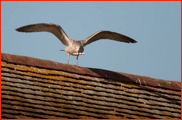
left=16, top=23, right=72, bottom=46
left=81, top=31, right=137, bottom=47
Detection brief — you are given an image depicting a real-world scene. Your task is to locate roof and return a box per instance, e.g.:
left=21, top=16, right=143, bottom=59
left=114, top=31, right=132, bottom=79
left=1, top=53, right=181, bottom=119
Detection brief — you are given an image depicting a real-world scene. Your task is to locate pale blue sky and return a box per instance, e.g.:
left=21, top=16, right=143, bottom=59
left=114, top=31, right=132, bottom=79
left=1, top=1, right=181, bottom=81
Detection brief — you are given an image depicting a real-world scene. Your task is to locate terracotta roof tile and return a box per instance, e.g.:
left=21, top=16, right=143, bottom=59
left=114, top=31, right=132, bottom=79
left=1, top=53, right=181, bottom=119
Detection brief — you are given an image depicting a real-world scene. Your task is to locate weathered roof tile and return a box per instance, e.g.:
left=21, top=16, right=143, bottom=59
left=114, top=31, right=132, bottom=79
left=1, top=53, right=181, bottom=119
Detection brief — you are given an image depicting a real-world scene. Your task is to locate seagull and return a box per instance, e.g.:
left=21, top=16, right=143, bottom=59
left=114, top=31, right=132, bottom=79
left=16, top=23, right=137, bottom=65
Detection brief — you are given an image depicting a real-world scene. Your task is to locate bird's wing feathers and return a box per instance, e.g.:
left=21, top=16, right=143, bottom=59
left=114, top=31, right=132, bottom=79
left=81, top=31, right=137, bottom=47
left=16, top=23, right=72, bottom=46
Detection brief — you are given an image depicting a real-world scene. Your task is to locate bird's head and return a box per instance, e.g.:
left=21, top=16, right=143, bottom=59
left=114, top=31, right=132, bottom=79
left=75, top=46, right=84, bottom=53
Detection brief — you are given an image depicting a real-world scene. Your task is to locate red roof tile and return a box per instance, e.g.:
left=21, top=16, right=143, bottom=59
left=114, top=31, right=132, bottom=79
left=1, top=53, right=180, bottom=91
left=1, top=53, right=181, bottom=119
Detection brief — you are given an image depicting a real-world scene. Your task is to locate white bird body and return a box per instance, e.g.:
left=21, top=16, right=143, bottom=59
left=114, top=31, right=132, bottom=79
left=16, top=23, right=137, bottom=65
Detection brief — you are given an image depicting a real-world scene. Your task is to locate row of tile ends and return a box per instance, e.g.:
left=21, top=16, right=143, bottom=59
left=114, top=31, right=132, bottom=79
left=1, top=53, right=181, bottom=91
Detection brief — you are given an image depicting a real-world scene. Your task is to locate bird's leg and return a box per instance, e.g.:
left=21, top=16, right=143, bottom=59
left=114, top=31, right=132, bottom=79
left=76, top=55, right=79, bottom=66
left=67, top=53, right=70, bottom=64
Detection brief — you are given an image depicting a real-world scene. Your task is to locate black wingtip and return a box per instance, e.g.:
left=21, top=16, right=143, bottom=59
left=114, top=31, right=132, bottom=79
left=128, top=40, right=137, bottom=44
left=133, top=40, right=137, bottom=43
left=15, top=27, right=22, bottom=32
left=15, top=25, right=28, bottom=32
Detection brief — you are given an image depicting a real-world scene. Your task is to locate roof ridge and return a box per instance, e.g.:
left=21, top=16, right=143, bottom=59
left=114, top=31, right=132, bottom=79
left=1, top=53, right=181, bottom=91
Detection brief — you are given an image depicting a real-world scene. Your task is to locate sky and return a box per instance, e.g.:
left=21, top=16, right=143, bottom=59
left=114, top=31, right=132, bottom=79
left=1, top=1, right=181, bottom=82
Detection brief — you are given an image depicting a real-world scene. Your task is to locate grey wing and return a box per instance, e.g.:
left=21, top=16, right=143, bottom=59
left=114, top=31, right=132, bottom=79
left=16, top=23, right=72, bottom=46
left=81, top=31, right=137, bottom=47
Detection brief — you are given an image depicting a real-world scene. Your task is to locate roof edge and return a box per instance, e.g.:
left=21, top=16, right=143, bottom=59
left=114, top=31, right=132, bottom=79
left=1, top=53, right=181, bottom=91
